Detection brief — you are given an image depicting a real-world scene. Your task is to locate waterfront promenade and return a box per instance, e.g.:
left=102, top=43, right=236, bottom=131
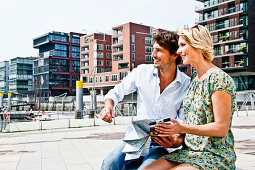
left=0, top=111, right=254, bottom=170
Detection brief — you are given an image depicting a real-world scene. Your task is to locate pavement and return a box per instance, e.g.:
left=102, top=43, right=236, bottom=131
left=0, top=111, right=254, bottom=170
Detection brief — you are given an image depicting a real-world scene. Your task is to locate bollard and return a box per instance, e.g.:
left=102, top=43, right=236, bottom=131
left=0, top=93, right=3, bottom=107
left=75, top=81, right=83, bottom=119
left=7, top=93, right=12, bottom=112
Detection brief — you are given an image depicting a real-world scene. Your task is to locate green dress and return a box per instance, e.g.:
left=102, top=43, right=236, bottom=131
left=162, top=70, right=236, bottom=169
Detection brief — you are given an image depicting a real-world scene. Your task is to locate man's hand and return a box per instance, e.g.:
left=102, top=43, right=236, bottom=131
left=100, top=107, right=114, bottom=123
left=100, top=99, right=115, bottom=123
left=153, top=134, right=184, bottom=148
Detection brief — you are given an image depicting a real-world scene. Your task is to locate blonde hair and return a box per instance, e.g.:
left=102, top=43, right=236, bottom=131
left=177, top=25, right=214, bottom=62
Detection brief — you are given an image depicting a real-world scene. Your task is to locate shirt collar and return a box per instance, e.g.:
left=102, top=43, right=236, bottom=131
left=152, top=67, right=183, bottom=85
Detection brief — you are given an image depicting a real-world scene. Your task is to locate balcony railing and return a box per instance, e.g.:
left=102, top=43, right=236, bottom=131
left=195, top=0, right=235, bottom=12
left=214, top=48, right=247, bottom=58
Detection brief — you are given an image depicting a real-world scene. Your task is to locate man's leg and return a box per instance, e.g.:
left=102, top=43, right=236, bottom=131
left=138, top=146, right=168, bottom=170
left=101, top=143, right=126, bottom=170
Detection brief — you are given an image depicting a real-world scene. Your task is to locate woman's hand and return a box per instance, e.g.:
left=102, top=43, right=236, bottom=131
left=155, top=119, right=184, bottom=136
left=153, top=134, right=185, bottom=148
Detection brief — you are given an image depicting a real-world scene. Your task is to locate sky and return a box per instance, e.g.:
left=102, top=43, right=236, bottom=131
left=0, top=0, right=201, bottom=62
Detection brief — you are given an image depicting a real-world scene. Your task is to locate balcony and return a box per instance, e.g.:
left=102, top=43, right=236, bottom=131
left=113, top=36, right=123, bottom=46
left=112, top=27, right=123, bottom=35
left=112, top=46, right=123, bottom=55
left=81, top=54, right=89, bottom=60
left=81, top=61, right=89, bottom=67
left=214, top=34, right=247, bottom=45
left=198, top=10, right=245, bottom=24
left=210, top=24, right=245, bottom=34
left=113, top=55, right=123, bottom=61
left=81, top=47, right=89, bottom=53
left=118, top=62, right=129, bottom=69
left=195, top=0, right=235, bottom=12
left=214, top=47, right=247, bottom=58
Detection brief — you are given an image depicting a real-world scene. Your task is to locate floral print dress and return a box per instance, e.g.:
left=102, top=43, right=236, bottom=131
left=162, top=70, right=236, bottom=169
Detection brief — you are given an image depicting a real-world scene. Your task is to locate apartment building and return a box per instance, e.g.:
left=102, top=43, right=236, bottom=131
left=195, top=0, right=255, bottom=91
left=33, top=31, right=84, bottom=99
left=80, top=22, right=156, bottom=94
left=8, top=57, right=34, bottom=99
left=0, top=61, right=9, bottom=94
left=80, top=33, right=112, bottom=94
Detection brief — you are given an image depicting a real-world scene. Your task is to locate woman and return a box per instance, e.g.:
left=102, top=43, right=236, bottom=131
left=143, top=25, right=236, bottom=169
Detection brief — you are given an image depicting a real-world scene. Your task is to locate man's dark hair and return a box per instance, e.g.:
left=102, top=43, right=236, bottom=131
left=153, top=31, right=182, bottom=65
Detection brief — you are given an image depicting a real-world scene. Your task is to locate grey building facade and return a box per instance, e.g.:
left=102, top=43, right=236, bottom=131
left=0, top=61, right=9, bottom=94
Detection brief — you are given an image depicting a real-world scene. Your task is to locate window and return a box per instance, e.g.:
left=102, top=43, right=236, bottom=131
left=132, top=44, right=135, bottom=52
left=55, top=44, right=67, bottom=51
left=105, top=75, right=109, bottom=82
left=81, top=69, right=88, bottom=74
left=145, top=46, right=153, bottom=53
left=72, top=38, right=80, bottom=44
left=94, top=60, right=104, bottom=66
left=54, top=50, right=67, bottom=57
left=106, top=45, right=112, bottom=51
left=111, top=74, right=118, bottom=82
left=106, top=53, right=112, bottom=59
left=51, top=35, right=67, bottom=42
left=145, top=37, right=152, bottom=45
left=145, top=55, right=154, bottom=62
left=106, top=60, right=112, bottom=66
left=81, top=54, right=89, bottom=59
left=72, top=46, right=80, bottom=52
left=89, top=77, right=94, bottom=83
left=94, top=52, right=104, bottom=58
left=72, top=52, right=80, bottom=58
left=132, top=34, right=135, bottom=43
left=99, top=76, right=103, bottom=83
left=94, top=44, right=104, bottom=50
left=132, top=53, right=135, bottom=61
left=120, top=72, right=128, bottom=80
left=83, top=77, right=87, bottom=83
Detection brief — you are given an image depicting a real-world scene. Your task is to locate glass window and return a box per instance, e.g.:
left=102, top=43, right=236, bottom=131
left=72, top=52, right=80, bottom=58
left=145, top=37, right=152, bottom=45
left=111, top=74, right=117, bottom=82
left=55, top=44, right=67, bottom=51
left=106, top=45, right=112, bottom=51
left=105, top=75, right=109, bottom=82
left=132, top=34, right=135, bottom=43
left=145, top=46, right=153, bottom=53
left=99, top=76, right=103, bottom=83
left=145, top=55, right=154, bottom=62
left=132, top=44, right=135, bottom=52
left=72, top=38, right=80, bottom=44
left=120, top=72, right=128, bottom=80
left=106, top=53, right=112, bottom=59
left=72, top=46, right=80, bottom=52
left=94, top=44, right=104, bottom=50
left=132, top=53, right=135, bottom=61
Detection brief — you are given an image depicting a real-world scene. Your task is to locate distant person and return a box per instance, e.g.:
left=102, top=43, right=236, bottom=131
left=143, top=25, right=236, bottom=170
left=100, top=31, right=190, bottom=170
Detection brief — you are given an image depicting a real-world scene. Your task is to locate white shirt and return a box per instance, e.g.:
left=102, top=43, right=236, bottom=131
left=105, top=64, right=190, bottom=121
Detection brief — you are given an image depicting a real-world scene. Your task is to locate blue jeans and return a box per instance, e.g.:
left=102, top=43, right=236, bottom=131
left=101, top=143, right=168, bottom=170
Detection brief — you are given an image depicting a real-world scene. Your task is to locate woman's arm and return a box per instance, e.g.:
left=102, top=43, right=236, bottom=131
left=156, top=90, right=232, bottom=137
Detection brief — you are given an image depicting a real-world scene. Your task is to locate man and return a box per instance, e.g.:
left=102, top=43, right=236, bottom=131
left=100, top=31, right=190, bottom=170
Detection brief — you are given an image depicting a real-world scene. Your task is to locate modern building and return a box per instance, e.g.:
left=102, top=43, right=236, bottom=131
left=8, top=57, right=34, bottom=100
left=0, top=61, right=9, bottom=94
left=81, top=22, right=158, bottom=94
left=80, top=33, right=112, bottom=94
left=195, top=0, right=255, bottom=91
left=33, top=31, right=84, bottom=99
